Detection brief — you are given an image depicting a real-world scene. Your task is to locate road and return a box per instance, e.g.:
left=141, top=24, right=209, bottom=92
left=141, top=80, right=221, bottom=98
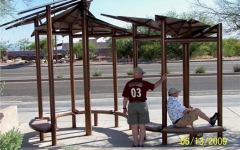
left=1, top=60, right=239, bottom=119
left=0, top=60, right=239, bottom=100
left=0, top=60, right=239, bottom=80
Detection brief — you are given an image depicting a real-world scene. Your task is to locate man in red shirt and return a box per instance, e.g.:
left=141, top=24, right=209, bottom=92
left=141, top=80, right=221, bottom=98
left=122, top=67, right=166, bottom=147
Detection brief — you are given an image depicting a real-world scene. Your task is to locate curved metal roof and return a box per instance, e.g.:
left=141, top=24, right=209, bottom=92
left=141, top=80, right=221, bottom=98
left=0, top=0, right=219, bottom=39
left=0, top=0, right=131, bottom=37
left=101, top=14, right=218, bottom=38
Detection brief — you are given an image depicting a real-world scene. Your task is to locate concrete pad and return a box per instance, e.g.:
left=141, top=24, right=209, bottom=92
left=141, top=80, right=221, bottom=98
left=227, top=107, right=240, bottom=116
left=17, top=100, right=240, bottom=149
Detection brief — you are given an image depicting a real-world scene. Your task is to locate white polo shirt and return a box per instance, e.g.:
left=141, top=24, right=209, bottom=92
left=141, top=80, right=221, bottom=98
left=167, top=96, right=186, bottom=124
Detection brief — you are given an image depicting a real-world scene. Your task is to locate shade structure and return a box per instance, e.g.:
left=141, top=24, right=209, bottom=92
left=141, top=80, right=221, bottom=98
left=102, top=13, right=223, bottom=144
left=0, top=0, right=223, bottom=146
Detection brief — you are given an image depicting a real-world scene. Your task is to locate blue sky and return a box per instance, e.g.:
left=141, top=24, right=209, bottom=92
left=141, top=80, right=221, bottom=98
left=0, top=0, right=211, bottom=46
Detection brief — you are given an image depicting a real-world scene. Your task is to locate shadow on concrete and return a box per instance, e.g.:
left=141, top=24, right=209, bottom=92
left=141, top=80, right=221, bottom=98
left=21, top=126, right=132, bottom=149
left=21, top=126, right=240, bottom=149
left=0, top=63, right=28, bottom=69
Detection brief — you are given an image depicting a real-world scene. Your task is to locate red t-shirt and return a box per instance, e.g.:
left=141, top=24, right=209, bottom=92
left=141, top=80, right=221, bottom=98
left=122, top=78, right=155, bottom=102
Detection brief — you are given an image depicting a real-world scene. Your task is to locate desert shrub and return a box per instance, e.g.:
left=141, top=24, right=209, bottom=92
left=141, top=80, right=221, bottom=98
left=92, top=70, right=102, bottom=77
left=233, top=64, right=240, bottom=72
left=127, top=69, right=134, bottom=75
left=195, top=66, right=206, bottom=73
left=0, top=81, right=5, bottom=95
left=0, top=128, right=23, bottom=150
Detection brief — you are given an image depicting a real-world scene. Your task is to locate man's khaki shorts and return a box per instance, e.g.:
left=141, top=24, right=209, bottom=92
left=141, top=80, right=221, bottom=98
left=127, top=102, right=150, bottom=125
left=174, top=110, right=198, bottom=127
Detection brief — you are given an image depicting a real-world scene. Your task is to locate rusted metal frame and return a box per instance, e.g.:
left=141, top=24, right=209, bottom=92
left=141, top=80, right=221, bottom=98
left=102, top=14, right=158, bottom=31
left=155, top=15, right=168, bottom=20
left=112, top=31, right=119, bottom=127
left=120, top=17, right=151, bottom=27
left=134, top=35, right=161, bottom=41
left=139, top=19, right=157, bottom=33
left=69, top=29, right=76, bottom=128
left=140, top=23, right=160, bottom=36
left=189, top=28, right=208, bottom=38
left=51, top=5, right=79, bottom=27
left=147, top=25, right=152, bottom=35
left=217, top=23, right=223, bottom=138
left=187, top=20, right=193, bottom=37
left=177, top=26, right=209, bottom=38
left=34, top=18, right=44, bottom=141
left=155, top=15, right=185, bottom=25
left=87, top=21, right=95, bottom=35
left=166, top=20, right=187, bottom=35
left=18, top=0, right=78, bottom=14
left=165, top=37, right=218, bottom=43
left=177, top=31, right=191, bottom=38
left=4, top=2, right=80, bottom=30
left=161, top=19, right=168, bottom=145
left=183, top=43, right=195, bottom=144
left=134, top=36, right=218, bottom=43
left=101, top=13, right=124, bottom=21
left=82, top=0, right=92, bottom=135
left=73, top=33, right=113, bottom=38
left=183, top=43, right=190, bottom=108
left=193, top=24, right=218, bottom=38
left=38, top=30, right=70, bottom=35
left=133, top=24, right=138, bottom=68
left=55, top=112, right=74, bottom=118
left=112, top=35, right=133, bottom=39
left=87, top=16, right=132, bottom=34
left=69, top=6, right=84, bottom=28
left=181, top=27, right=205, bottom=38
left=46, top=5, right=57, bottom=146
left=93, top=110, right=114, bottom=126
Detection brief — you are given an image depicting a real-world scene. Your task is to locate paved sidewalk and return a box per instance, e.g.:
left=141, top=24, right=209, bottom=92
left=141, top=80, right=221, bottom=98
left=17, top=96, right=240, bottom=150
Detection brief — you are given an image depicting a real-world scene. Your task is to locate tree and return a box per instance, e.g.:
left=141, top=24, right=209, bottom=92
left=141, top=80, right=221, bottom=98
left=0, top=0, right=32, bottom=18
left=73, top=40, right=97, bottom=60
left=139, top=42, right=161, bottom=60
left=17, top=38, right=32, bottom=51
left=0, top=40, right=13, bottom=51
left=191, top=0, right=240, bottom=37
left=222, top=38, right=240, bottom=57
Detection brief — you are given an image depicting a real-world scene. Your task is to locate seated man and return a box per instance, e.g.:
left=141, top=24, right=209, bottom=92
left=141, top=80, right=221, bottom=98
left=167, top=87, right=218, bottom=128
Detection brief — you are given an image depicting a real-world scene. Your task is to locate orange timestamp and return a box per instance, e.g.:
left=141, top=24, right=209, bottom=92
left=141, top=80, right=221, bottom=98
left=180, top=136, right=228, bottom=146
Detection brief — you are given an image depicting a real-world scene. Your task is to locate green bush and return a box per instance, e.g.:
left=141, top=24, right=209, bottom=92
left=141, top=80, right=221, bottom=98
left=92, top=70, right=102, bottom=77
left=57, top=74, right=63, bottom=78
left=195, top=66, right=206, bottom=73
left=166, top=68, right=170, bottom=74
left=0, top=128, right=23, bottom=150
left=127, top=69, right=134, bottom=75
left=233, top=64, right=240, bottom=72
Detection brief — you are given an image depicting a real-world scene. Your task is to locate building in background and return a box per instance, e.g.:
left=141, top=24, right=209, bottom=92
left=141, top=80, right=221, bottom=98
left=4, top=39, right=111, bottom=62
left=62, top=39, right=112, bottom=61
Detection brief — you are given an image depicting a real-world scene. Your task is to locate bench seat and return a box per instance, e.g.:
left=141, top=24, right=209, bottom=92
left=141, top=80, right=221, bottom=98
left=29, top=119, right=51, bottom=133
left=145, top=122, right=163, bottom=132
left=114, top=111, right=162, bottom=132
left=163, top=124, right=226, bottom=134
left=114, top=110, right=128, bottom=118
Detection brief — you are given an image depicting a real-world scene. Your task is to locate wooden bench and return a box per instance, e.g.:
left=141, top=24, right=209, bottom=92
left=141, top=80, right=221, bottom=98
left=145, top=122, right=163, bottom=132
left=114, top=110, right=128, bottom=118
left=162, top=124, right=226, bottom=145
left=114, top=110, right=163, bottom=132
left=162, top=124, right=226, bottom=134
left=93, top=110, right=113, bottom=126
